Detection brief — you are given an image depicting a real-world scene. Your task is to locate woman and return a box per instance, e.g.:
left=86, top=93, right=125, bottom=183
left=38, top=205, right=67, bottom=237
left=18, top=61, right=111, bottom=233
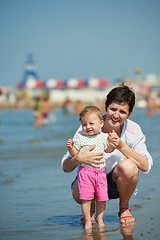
left=61, top=84, right=153, bottom=224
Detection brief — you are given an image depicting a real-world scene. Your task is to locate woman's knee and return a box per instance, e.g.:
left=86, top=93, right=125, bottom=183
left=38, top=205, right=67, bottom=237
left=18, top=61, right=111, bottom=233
left=115, top=159, right=139, bottom=179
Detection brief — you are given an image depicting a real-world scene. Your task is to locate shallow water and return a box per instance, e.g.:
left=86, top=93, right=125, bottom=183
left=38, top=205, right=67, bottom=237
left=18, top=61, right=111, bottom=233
left=0, top=108, right=160, bottom=240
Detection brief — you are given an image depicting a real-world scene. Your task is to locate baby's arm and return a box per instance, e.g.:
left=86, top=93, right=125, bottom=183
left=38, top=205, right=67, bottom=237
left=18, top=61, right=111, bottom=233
left=66, top=139, right=79, bottom=156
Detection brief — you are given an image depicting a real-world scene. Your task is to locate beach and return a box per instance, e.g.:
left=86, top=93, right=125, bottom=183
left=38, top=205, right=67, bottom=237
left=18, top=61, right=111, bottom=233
left=0, top=107, right=160, bottom=240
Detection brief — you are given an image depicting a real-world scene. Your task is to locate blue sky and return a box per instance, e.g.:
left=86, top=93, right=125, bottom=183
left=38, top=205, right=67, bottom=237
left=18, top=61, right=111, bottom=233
left=0, top=0, right=160, bottom=87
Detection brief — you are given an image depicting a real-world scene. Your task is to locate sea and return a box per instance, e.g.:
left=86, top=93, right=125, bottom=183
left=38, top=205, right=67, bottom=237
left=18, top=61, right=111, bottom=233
left=0, top=107, right=160, bottom=240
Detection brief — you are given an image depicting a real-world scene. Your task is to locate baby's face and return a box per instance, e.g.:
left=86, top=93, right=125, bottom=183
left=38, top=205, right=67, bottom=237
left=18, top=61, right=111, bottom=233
left=81, top=113, right=104, bottom=136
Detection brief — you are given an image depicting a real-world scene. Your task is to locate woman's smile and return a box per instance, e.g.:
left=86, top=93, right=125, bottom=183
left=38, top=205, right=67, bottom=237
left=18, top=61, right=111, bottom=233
left=105, top=101, right=130, bottom=131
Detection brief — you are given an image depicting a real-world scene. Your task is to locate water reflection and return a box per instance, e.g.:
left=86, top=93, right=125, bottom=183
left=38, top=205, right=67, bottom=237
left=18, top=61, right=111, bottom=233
left=81, top=226, right=109, bottom=240
left=47, top=214, right=134, bottom=239
left=80, top=223, right=134, bottom=240
left=121, top=224, right=134, bottom=240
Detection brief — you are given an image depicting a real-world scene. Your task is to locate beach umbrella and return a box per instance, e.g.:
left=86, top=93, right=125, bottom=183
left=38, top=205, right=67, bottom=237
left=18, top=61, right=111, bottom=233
left=25, top=78, right=37, bottom=88
left=25, top=79, right=45, bottom=89
left=34, top=80, right=45, bottom=88
left=67, top=78, right=87, bottom=88
left=0, top=86, right=12, bottom=94
left=46, top=79, right=66, bottom=89
left=16, top=81, right=25, bottom=89
left=88, top=78, right=109, bottom=89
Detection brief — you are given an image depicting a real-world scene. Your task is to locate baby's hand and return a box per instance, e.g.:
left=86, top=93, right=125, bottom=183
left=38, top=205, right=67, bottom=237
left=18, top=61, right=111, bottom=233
left=66, top=139, right=74, bottom=149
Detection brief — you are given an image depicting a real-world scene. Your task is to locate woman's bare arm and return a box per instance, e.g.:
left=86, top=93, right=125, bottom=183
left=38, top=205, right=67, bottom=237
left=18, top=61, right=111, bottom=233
left=108, top=130, right=149, bottom=172
left=63, top=145, right=104, bottom=172
left=116, top=140, right=149, bottom=172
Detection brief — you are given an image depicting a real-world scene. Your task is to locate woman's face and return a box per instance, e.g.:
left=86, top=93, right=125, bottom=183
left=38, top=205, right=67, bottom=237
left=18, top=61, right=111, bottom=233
left=106, top=101, right=130, bottom=128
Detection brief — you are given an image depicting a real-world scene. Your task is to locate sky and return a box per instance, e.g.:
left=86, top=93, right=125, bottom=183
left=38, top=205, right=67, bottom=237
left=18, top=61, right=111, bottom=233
left=0, top=0, right=160, bottom=87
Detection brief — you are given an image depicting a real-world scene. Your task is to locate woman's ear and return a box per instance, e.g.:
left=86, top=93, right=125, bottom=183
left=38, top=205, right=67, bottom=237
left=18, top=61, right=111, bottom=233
left=100, top=120, right=104, bottom=128
left=128, top=111, right=133, bottom=118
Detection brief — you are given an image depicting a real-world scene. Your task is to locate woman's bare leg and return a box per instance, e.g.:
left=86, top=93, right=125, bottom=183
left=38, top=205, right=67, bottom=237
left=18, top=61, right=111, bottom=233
left=72, top=179, right=81, bottom=204
left=112, top=159, right=138, bottom=223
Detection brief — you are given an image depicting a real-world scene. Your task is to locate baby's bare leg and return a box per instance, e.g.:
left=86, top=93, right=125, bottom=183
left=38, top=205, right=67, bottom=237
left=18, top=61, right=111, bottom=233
left=96, top=201, right=106, bottom=227
left=81, top=200, right=92, bottom=230
left=72, top=179, right=96, bottom=224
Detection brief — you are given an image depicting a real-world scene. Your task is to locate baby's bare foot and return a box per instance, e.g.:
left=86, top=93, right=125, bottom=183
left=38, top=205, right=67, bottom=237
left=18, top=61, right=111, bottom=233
left=85, top=219, right=92, bottom=231
left=96, top=218, right=105, bottom=228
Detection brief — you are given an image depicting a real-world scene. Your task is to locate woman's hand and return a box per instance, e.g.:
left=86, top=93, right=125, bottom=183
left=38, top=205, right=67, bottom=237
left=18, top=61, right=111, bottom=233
left=107, top=130, right=123, bottom=149
left=107, top=130, right=149, bottom=172
left=76, top=145, right=104, bottom=168
left=63, top=145, right=104, bottom=172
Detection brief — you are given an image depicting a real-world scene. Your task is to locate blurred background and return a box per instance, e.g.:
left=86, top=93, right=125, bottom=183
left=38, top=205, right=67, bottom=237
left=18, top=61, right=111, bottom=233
left=0, top=1, right=160, bottom=239
left=0, top=0, right=160, bottom=114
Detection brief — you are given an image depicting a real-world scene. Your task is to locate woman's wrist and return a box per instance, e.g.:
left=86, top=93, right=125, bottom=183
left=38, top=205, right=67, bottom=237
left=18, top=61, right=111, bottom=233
left=63, top=155, right=79, bottom=172
left=74, top=152, right=82, bottom=164
left=117, top=139, right=126, bottom=151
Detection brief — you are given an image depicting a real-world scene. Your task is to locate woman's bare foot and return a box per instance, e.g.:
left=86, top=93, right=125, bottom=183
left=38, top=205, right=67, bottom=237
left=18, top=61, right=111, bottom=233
left=119, top=208, right=135, bottom=225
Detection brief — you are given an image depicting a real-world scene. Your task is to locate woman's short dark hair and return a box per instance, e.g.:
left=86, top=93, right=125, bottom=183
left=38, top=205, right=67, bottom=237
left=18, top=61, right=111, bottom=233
left=105, top=84, right=135, bottom=114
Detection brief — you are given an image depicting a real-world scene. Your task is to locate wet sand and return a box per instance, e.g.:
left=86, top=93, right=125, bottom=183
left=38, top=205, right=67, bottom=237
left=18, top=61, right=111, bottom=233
left=0, top=108, right=160, bottom=239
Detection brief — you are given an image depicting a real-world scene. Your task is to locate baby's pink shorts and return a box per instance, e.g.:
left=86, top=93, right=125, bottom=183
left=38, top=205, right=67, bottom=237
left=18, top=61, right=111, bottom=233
left=78, top=166, right=109, bottom=201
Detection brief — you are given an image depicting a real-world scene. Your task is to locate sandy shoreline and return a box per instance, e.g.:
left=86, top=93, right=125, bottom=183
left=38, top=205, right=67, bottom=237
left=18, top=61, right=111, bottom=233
left=132, top=190, right=160, bottom=239
left=75, top=192, right=160, bottom=240
left=72, top=162, right=160, bottom=239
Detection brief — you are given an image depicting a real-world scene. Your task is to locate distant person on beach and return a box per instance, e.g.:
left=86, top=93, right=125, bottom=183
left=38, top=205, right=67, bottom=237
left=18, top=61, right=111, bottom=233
left=66, top=106, right=116, bottom=230
left=145, top=89, right=160, bottom=116
left=34, top=96, right=53, bottom=127
left=40, top=96, right=52, bottom=120
left=34, top=96, right=42, bottom=127
left=74, top=100, right=85, bottom=115
left=62, top=84, right=153, bottom=227
left=63, top=97, right=75, bottom=115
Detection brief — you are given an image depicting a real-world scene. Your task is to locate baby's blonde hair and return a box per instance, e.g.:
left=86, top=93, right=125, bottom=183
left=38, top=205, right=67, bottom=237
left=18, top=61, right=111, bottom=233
left=79, top=105, right=103, bottom=121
